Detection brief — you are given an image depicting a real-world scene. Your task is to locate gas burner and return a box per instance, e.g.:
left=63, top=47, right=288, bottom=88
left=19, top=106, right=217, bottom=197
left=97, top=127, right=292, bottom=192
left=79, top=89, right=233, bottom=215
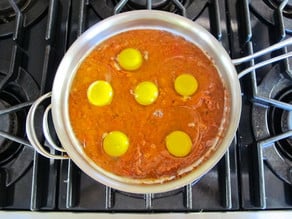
left=250, top=0, right=292, bottom=33
left=128, top=0, right=171, bottom=8
left=252, top=64, right=292, bottom=184
left=0, top=88, right=35, bottom=186
left=266, top=0, right=292, bottom=18
left=118, top=186, right=183, bottom=199
left=0, top=0, right=48, bottom=37
left=117, top=178, right=199, bottom=200
left=0, top=67, right=39, bottom=185
left=125, top=0, right=185, bottom=12
left=269, top=89, right=292, bottom=160
left=90, top=0, right=208, bottom=20
left=0, top=91, right=22, bottom=165
left=0, top=0, right=30, bottom=24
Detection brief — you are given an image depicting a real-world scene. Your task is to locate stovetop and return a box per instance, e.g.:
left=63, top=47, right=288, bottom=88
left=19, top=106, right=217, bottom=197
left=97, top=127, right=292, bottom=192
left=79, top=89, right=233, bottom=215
left=0, top=0, right=291, bottom=212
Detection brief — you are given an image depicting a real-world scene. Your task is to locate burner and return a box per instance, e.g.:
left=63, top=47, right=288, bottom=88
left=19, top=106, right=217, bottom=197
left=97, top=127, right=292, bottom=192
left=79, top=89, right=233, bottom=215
left=128, top=0, right=169, bottom=8
left=266, top=0, right=292, bottom=18
left=250, top=0, right=292, bottom=33
left=0, top=91, right=22, bottom=165
left=0, top=67, right=39, bottom=185
left=252, top=64, right=292, bottom=184
left=117, top=178, right=199, bottom=201
left=0, top=0, right=30, bottom=24
left=269, top=88, right=292, bottom=160
left=114, top=0, right=186, bottom=13
left=126, top=0, right=184, bottom=11
left=90, top=0, right=207, bottom=20
left=0, top=0, right=48, bottom=37
left=118, top=186, right=183, bottom=199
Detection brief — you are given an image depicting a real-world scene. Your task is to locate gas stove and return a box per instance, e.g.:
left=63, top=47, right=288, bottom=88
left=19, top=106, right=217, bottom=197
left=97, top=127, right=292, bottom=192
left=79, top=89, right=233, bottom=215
left=0, top=0, right=291, bottom=213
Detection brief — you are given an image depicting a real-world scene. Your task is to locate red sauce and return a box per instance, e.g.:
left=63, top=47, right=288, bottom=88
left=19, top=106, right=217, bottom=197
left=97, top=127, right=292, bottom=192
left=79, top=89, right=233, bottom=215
left=69, top=29, right=228, bottom=180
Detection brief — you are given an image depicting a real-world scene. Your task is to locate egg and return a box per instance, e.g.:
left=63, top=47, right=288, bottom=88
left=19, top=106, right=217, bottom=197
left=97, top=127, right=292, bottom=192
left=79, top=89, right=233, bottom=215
left=87, top=80, right=113, bottom=106
left=117, top=48, right=143, bottom=71
left=134, top=81, right=159, bottom=105
left=174, top=74, right=198, bottom=97
left=165, top=131, right=192, bottom=157
left=103, top=131, right=129, bottom=157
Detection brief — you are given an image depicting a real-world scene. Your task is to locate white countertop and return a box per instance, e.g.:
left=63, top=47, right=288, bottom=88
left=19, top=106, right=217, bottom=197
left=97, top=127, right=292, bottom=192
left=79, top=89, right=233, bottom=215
left=1, top=211, right=292, bottom=219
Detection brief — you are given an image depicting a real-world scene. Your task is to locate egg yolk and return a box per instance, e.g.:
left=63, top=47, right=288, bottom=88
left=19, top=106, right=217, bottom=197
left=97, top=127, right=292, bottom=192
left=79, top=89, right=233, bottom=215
left=117, top=48, right=143, bottom=71
left=103, top=131, right=129, bottom=157
left=87, top=80, right=113, bottom=106
left=165, top=131, right=192, bottom=157
left=134, top=81, right=159, bottom=105
left=174, top=74, right=198, bottom=97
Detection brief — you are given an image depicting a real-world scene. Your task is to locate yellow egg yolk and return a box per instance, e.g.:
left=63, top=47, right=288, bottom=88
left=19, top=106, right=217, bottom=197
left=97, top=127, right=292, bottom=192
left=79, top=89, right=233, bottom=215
left=103, top=131, right=129, bottom=157
left=134, top=81, right=159, bottom=105
left=165, top=131, right=192, bottom=157
left=87, top=80, right=113, bottom=106
left=174, top=74, right=198, bottom=97
left=117, top=48, right=143, bottom=71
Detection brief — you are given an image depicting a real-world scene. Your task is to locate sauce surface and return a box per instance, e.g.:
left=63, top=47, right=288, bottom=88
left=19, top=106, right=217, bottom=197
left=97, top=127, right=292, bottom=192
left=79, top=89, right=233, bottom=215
left=69, top=29, right=228, bottom=180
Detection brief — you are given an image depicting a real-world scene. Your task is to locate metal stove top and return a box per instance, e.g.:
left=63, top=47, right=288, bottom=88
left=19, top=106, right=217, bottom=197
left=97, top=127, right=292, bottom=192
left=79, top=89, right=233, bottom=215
left=0, top=0, right=291, bottom=212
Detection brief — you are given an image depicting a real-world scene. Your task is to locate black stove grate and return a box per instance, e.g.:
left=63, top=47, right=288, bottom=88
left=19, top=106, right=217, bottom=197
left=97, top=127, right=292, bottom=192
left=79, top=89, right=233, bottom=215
left=228, top=0, right=292, bottom=210
left=0, top=0, right=68, bottom=210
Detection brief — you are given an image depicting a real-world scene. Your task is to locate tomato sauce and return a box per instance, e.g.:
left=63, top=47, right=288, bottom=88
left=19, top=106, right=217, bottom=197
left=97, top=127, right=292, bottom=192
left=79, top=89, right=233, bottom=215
left=69, top=29, right=228, bottom=180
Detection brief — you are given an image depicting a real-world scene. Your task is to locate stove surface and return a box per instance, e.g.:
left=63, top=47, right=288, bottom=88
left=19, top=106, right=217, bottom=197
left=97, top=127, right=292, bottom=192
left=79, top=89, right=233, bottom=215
left=0, top=0, right=291, bottom=212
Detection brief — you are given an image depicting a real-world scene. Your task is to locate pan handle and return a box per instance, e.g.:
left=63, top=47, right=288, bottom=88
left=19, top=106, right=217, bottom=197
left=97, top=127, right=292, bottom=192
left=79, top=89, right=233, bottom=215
left=26, top=92, right=69, bottom=160
left=232, top=38, right=292, bottom=65
left=231, top=37, right=292, bottom=79
left=237, top=52, right=292, bottom=79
